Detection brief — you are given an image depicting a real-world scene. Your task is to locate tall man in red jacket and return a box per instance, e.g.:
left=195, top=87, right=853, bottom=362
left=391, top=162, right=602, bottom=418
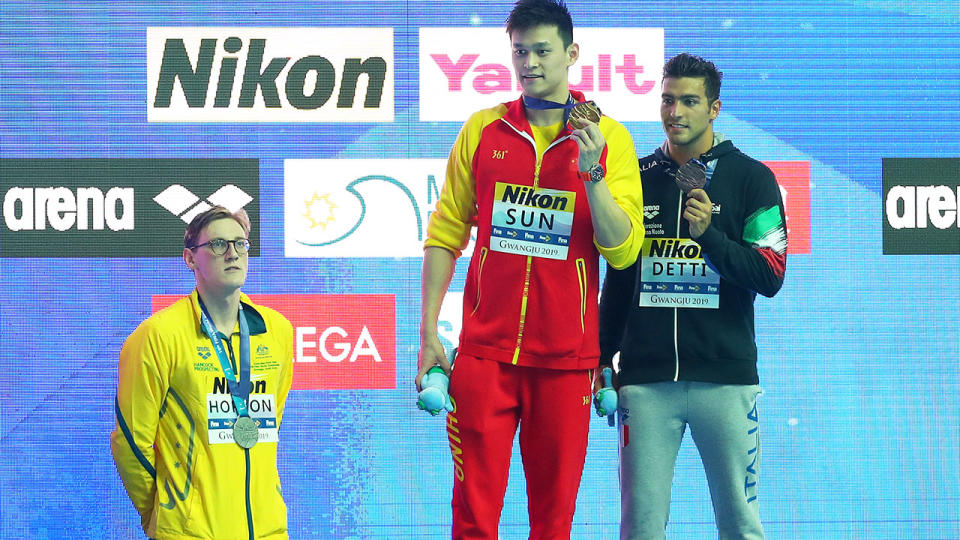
left=417, top=1, right=644, bottom=538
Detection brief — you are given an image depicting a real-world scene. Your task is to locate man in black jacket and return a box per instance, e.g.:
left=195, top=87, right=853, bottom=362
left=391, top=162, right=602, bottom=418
left=599, top=53, right=787, bottom=539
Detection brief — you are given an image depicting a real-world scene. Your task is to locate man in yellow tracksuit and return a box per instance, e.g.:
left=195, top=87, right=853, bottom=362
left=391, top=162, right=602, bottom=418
left=111, top=206, right=294, bottom=540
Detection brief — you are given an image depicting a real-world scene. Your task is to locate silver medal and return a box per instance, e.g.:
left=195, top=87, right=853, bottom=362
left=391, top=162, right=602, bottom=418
left=233, top=416, right=259, bottom=449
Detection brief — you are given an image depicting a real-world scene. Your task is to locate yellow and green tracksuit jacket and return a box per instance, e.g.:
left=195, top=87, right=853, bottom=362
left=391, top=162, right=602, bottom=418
left=111, top=290, right=293, bottom=540
left=426, top=91, right=644, bottom=370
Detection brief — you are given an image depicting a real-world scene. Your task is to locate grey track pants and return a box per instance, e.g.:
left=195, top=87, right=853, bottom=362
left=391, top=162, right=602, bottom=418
left=618, top=381, right=764, bottom=540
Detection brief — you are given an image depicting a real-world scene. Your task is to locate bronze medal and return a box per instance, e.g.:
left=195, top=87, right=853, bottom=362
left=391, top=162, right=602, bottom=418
left=674, top=159, right=707, bottom=194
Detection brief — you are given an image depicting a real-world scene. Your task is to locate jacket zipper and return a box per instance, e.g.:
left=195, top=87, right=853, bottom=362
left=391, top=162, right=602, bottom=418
left=500, top=119, right=570, bottom=364
left=245, top=449, right=254, bottom=540
left=228, top=333, right=255, bottom=540
left=673, top=192, right=683, bottom=381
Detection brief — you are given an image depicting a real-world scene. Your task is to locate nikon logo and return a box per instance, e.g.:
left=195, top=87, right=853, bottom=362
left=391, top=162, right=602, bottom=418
left=882, top=158, right=959, bottom=255
left=147, top=28, right=394, bottom=122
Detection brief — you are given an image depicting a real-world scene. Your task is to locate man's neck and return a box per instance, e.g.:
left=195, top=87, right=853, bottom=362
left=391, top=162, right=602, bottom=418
left=667, top=131, right=714, bottom=165
left=198, top=286, right=242, bottom=335
left=525, top=106, right=565, bottom=127
left=523, top=91, right=570, bottom=127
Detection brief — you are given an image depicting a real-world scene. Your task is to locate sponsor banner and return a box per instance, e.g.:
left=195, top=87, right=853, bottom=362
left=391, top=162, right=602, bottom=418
left=207, top=393, right=279, bottom=445
left=0, top=159, right=259, bottom=258
left=153, top=294, right=397, bottom=390
left=766, top=161, right=812, bottom=255
left=491, top=182, right=574, bottom=260
left=284, top=159, right=475, bottom=258
left=419, top=27, right=663, bottom=122
left=882, top=158, right=960, bottom=255
left=639, top=237, right=720, bottom=309
left=147, top=27, right=394, bottom=122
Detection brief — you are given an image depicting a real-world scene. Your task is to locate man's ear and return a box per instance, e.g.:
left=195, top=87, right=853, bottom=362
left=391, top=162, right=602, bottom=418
left=183, top=248, right=196, bottom=270
left=567, top=42, right=579, bottom=67
left=710, top=99, right=722, bottom=121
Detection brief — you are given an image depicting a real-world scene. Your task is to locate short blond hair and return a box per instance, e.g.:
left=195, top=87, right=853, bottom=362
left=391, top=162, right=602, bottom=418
left=184, top=206, right=251, bottom=248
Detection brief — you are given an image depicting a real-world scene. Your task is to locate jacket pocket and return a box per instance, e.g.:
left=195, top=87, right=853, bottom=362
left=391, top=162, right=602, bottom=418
left=470, top=246, right=489, bottom=316
left=576, top=257, right=587, bottom=333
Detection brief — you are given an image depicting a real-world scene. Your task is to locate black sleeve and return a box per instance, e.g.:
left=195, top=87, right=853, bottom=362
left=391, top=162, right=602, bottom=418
left=598, top=260, right=637, bottom=364
left=695, top=163, right=787, bottom=298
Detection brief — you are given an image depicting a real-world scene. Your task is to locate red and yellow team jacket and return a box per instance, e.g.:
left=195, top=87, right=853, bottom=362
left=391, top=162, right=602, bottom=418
left=110, top=290, right=293, bottom=540
left=426, top=92, right=644, bottom=370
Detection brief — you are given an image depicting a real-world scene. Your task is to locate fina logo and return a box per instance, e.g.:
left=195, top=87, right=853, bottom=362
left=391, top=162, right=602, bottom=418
left=296, top=175, right=422, bottom=247
left=154, top=184, right=253, bottom=223
left=284, top=159, right=474, bottom=258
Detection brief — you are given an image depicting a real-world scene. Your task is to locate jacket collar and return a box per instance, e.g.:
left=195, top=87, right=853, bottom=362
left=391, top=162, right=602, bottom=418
left=502, top=90, right=589, bottom=135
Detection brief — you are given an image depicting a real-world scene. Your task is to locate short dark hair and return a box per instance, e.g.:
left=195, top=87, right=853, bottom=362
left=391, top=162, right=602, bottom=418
left=506, top=0, right=574, bottom=49
left=663, top=53, right=723, bottom=103
left=184, top=206, right=251, bottom=249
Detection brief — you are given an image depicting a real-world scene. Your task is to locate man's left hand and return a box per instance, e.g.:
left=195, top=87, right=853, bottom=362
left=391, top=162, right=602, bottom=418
left=569, top=118, right=605, bottom=172
left=683, top=188, right=712, bottom=239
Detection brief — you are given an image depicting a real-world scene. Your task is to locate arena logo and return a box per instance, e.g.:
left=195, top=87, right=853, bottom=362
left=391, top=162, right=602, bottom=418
left=886, top=186, right=959, bottom=229
left=283, top=158, right=476, bottom=258
left=154, top=184, right=253, bottom=224
left=882, top=158, right=959, bottom=255
left=0, top=159, right=259, bottom=258
left=419, top=27, right=663, bottom=122
left=3, top=186, right=134, bottom=232
left=147, top=27, right=394, bottom=122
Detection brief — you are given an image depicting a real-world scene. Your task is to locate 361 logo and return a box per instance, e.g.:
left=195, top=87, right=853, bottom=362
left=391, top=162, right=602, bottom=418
left=883, top=158, right=959, bottom=255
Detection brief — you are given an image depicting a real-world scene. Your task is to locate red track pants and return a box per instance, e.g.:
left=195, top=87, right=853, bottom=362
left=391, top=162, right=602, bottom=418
left=446, top=353, right=593, bottom=540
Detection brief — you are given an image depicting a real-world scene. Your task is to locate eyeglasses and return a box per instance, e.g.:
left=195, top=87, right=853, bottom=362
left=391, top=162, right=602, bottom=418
left=189, top=238, right=251, bottom=255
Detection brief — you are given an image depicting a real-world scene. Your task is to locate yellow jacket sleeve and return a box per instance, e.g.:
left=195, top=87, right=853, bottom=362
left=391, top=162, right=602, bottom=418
left=595, top=118, right=644, bottom=269
left=424, top=108, right=503, bottom=258
left=274, top=317, right=294, bottom=424
left=110, top=321, right=167, bottom=532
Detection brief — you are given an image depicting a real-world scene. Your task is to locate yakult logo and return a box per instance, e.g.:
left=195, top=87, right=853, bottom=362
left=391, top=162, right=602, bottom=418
left=148, top=27, right=394, bottom=122
left=419, top=28, right=663, bottom=122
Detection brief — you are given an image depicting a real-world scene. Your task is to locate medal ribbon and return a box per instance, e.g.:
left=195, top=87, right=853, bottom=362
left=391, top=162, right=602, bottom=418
left=522, top=95, right=576, bottom=125
left=198, top=297, right=252, bottom=418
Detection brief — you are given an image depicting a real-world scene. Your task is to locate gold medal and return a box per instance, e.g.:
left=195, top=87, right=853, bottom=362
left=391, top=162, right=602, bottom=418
left=566, top=100, right=602, bottom=129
